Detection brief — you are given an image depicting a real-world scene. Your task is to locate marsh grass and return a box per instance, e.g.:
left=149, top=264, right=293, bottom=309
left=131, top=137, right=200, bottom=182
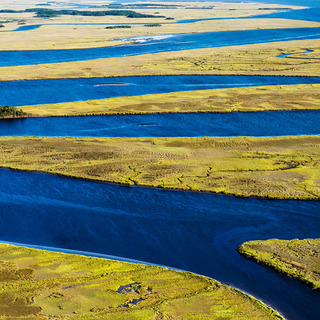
left=0, top=243, right=284, bottom=319
left=0, top=135, right=319, bottom=199
left=239, top=239, right=320, bottom=290
left=1, top=39, right=320, bottom=81
left=22, top=84, right=320, bottom=117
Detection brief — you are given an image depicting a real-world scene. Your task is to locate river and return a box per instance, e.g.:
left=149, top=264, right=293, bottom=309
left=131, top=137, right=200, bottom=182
left=2, top=75, right=320, bottom=106
left=1, top=27, right=320, bottom=66
left=0, top=169, right=319, bottom=320
left=1, top=111, right=320, bottom=138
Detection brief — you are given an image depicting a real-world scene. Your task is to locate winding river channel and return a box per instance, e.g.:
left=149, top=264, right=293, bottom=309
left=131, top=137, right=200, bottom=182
left=1, top=2, right=320, bottom=319
left=1, top=27, right=320, bottom=66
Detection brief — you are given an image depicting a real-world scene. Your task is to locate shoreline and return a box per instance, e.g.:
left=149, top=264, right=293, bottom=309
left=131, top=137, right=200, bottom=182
left=1, top=164, right=319, bottom=201
left=0, top=240, right=287, bottom=320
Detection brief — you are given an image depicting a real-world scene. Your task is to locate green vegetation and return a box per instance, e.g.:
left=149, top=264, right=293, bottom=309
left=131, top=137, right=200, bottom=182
left=22, top=84, right=320, bottom=117
left=144, top=23, right=161, bottom=27
left=0, top=105, right=26, bottom=118
left=0, top=243, right=284, bottom=319
left=0, top=135, right=319, bottom=200
left=238, top=239, right=320, bottom=290
left=105, top=25, right=131, bottom=29
left=0, top=8, right=165, bottom=18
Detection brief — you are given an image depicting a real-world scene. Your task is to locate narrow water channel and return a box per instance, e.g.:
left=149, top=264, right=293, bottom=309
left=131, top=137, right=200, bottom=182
left=1, top=27, right=320, bottom=66
left=2, top=75, right=320, bottom=107
left=0, top=168, right=319, bottom=320
left=2, top=110, right=320, bottom=138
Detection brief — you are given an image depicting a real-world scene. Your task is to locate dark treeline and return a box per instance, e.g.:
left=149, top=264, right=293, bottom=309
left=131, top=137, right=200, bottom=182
left=105, top=25, right=131, bottom=29
left=144, top=23, right=161, bottom=27
left=0, top=8, right=165, bottom=18
left=0, top=106, right=26, bottom=117
left=97, top=4, right=180, bottom=9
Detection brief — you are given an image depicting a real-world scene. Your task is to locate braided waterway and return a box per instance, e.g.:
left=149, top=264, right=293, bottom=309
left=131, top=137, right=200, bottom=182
left=1, top=1, right=320, bottom=318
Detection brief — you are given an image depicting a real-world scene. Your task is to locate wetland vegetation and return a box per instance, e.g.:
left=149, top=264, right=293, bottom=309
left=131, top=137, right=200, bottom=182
left=0, top=243, right=284, bottom=319
left=22, top=84, right=320, bottom=117
left=0, top=8, right=164, bottom=18
left=0, top=0, right=319, bottom=318
left=0, top=135, right=319, bottom=200
left=1, top=39, right=319, bottom=81
left=239, top=239, right=320, bottom=290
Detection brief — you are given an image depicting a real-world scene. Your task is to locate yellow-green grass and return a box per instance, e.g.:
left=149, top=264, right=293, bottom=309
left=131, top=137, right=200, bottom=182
left=0, top=243, right=284, bottom=320
left=22, top=84, right=320, bottom=117
left=238, top=239, right=320, bottom=290
left=0, top=18, right=318, bottom=51
left=1, top=39, right=320, bottom=81
left=0, top=135, right=320, bottom=200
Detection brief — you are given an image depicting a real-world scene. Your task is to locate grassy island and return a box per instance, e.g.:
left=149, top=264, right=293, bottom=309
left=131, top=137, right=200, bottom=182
left=0, top=135, right=319, bottom=200
left=238, top=238, right=320, bottom=290
left=22, top=84, right=320, bottom=117
left=0, top=39, right=319, bottom=81
left=0, top=243, right=284, bottom=319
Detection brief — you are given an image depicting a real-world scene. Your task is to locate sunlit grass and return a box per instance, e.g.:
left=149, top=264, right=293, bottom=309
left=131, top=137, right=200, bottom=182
left=22, top=84, right=320, bottom=117
left=0, top=135, right=319, bottom=199
left=0, top=243, right=284, bottom=319
left=239, top=238, right=320, bottom=290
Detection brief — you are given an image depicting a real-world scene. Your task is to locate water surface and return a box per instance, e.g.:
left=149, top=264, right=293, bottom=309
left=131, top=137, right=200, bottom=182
left=2, top=75, right=320, bottom=106
left=0, top=168, right=319, bottom=320
left=1, top=27, right=320, bottom=66
left=2, top=110, right=320, bottom=138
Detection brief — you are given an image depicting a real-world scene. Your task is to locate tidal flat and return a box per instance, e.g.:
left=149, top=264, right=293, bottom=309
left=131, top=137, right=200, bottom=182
left=0, top=135, right=319, bottom=200
left=239, top=238, right=320, bottom=290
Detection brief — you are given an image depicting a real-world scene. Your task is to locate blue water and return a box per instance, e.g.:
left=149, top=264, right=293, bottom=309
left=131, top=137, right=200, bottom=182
left=2, top=75, right=320, bottom=106
left=248, top=7, right=320, bottom=23
left=277, top=48, right=314, bottom=58
left=199, top=0, right=320, bottom=8
left=1, top=27, right=320, bottom=67
left=177, top=7, right=320, bottom=23
left=0, top=168, right=319, bottom=320
left=2, top=111, right=320, bottom=138
left=12, top=24, right=42, bottom=31
left=1, top=1, right=319, bottom=318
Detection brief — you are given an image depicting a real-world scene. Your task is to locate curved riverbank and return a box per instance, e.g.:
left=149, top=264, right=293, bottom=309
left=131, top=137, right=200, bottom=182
left=1, top=75, right=319, bottom=107
left=238, top=238, right=320, bottom=290
left=20, top=83, right=320, bottom=117
left=0, top=168, right=319, bottom=319
left=0, top=134, right=319, bottom=200
left=0, top=243, right=284, bottom=319
left=0, top=28, right=319, bottom=67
